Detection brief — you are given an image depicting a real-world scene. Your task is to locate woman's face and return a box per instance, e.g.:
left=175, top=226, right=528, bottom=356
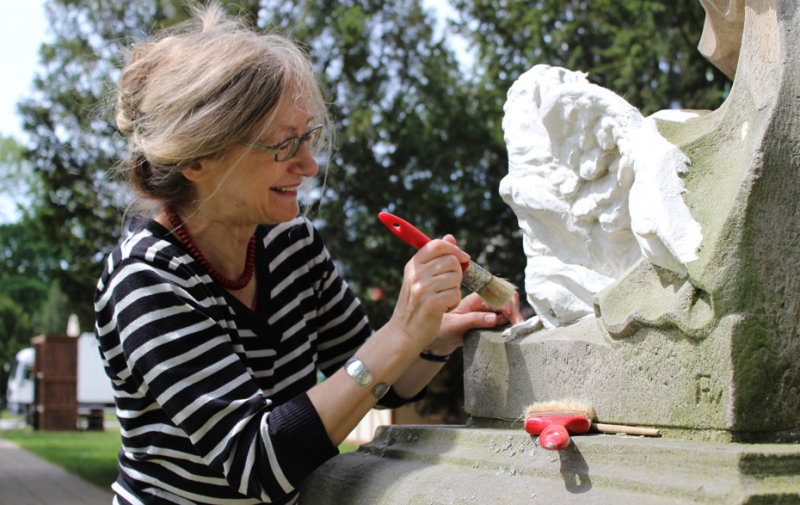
left=196, top=99, right=320, bottom=226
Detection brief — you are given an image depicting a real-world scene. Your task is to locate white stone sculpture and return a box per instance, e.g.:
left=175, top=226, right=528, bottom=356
left=500, top=65, right=703, bottom=330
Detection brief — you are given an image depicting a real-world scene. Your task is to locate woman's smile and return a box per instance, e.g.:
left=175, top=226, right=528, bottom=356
left=271, top=184, right=301, bottom=194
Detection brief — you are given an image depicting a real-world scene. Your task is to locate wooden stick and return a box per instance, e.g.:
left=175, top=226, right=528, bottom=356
left=592, top=423, right=661, bottom=437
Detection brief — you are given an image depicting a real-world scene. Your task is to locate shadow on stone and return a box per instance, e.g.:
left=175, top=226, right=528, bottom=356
left=560, top=444, right=593, bottom=494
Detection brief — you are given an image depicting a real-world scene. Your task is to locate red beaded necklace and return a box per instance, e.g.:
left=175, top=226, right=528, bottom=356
left=165, top=206, right=256, bottom=291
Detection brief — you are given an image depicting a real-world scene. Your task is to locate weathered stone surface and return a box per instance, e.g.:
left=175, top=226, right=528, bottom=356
left=473, top=0, right=800, bottom=433
left=463, top=318, right=736, bottom=433
left=299, top=424, right=800, bottom=504
left=698, top=0, right=745, bottom=79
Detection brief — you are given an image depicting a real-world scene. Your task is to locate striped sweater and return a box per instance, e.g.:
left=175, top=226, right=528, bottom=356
left=95, top=216, right=398, bottom=504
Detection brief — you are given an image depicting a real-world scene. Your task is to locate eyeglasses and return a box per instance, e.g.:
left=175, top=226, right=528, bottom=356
left=238, top=125, right=323, bottom=162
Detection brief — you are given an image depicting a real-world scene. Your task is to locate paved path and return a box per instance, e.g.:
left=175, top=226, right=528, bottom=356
left=0, top=436, right=113, bottom=505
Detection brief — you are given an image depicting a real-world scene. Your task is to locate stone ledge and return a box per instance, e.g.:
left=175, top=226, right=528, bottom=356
left=299, top=424, right=800, bottom=504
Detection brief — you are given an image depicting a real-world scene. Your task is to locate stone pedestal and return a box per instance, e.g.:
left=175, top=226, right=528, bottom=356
left=463, top=318, right=743, bottom=437
left=300, top=423, right=800, bottom=504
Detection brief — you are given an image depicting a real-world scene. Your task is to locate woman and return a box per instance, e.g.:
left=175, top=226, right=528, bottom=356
left=96, top=3, right=522, bottom=504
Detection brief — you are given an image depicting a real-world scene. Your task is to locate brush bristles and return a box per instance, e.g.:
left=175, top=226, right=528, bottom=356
left=476, top=276, right=517, bottom=309
left=524, top=399, right=595, bottom=420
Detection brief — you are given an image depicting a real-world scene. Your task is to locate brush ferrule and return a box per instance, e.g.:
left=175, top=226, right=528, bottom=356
left=461, top=260, right=493, bottom=293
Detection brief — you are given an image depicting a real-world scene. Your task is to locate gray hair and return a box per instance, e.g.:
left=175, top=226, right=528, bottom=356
left=114, top=1, right=333, bottom=213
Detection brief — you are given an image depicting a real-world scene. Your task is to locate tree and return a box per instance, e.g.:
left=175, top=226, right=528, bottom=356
left=30, top=281, right=73, bottom=335
left=0, top=138, right=51, bottom=318
left=451, top=0, right=730, bottom=116
left=0, top=219, right=51, bottom=317
left=0, top=135, right=30, bottom=223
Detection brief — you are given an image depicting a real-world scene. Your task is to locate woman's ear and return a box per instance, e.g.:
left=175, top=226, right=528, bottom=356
left=180, top=161, right=208, bottom=182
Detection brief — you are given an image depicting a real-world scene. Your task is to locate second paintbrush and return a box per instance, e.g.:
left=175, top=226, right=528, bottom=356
left=378, top=212, right=517, bottom=309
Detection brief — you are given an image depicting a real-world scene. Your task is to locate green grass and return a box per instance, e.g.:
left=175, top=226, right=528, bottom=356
left=1, top=425, right=121, bottom=490
left=1, top=411, right=362, bottom=491
left=0, top=409, right=23, bottom=421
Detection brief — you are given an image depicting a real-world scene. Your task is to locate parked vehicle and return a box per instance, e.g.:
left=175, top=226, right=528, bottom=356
left=5, top=348, right=34, bottom=416
left=5, top=333, right=114, bottom=418
left=76, top=332, right=115, bottom=406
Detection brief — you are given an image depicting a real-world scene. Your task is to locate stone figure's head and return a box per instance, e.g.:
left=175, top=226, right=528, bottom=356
left=697, top=0, right=745, bottom=79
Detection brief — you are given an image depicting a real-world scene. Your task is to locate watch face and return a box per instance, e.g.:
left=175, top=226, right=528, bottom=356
left=372, top=382, right=390, bottom=400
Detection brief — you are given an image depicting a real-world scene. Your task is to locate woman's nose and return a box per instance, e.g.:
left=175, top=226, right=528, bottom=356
left=289, top=142, right=319, bottom=177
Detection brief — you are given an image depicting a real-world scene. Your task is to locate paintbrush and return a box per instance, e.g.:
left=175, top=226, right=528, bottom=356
left=524, top=400, right=594, bottom=450
left=524, top=400, right=661, bottom=450
left=379, top=212, right=517, bottom=309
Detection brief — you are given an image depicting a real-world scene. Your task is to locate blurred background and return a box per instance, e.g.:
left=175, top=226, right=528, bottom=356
left=0, top=0, right=730, bottom=421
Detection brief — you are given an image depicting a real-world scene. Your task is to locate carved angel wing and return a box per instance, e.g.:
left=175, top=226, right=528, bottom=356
left=500, top=65, right=702, bottom=329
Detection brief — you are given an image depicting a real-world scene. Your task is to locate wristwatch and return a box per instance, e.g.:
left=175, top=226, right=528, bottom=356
left=345, top=356, right=389, bottom=399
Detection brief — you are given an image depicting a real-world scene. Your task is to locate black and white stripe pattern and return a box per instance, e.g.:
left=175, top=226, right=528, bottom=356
left=95, top=216, right=372, bottom=504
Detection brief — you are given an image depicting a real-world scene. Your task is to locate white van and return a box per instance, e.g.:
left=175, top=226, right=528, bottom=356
left=6, top=347, right=34, bottom=416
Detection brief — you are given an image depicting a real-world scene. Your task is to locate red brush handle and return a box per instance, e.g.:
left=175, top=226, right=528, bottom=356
left=539, top=424, right=571, bottom=451
left=379, top=212, right=468, bottom=270
left=379, top=212, right=432, bottom=250
left=524, top=413, right=591, bottom=451
left=524, top=415, right=591, bottom=436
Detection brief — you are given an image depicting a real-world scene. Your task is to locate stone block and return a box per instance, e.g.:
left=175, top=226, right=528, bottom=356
left=300, top=424, right=800, bottom=504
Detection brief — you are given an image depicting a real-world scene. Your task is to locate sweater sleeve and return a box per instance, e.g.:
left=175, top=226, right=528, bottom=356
left=95, top=261, right=336, bottom=503
left=302, top=221, right=427, bottom=410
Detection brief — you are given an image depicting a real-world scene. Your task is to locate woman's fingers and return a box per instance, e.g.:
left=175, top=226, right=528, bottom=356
left=391, top=238, right=468, bottom=346
left=499, top=291, right=524, bottom=325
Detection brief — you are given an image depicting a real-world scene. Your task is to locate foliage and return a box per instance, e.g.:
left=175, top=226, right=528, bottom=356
left=0, top=136, right=31, bottom=223
left=29, top=281, right=73, bottom=335
left=0, top=217, right=57, bottom=312
left=0, top=137, right=50, bottom=317
left=451, top=0, right=730, bottom=115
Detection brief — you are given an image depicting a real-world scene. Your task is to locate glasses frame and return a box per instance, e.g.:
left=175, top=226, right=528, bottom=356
left=238, top=125, right=323, bottom=162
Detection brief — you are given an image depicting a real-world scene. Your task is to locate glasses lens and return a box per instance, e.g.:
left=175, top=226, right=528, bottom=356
left=274, top=126, right=323, bottom=162
left=275, top=137, right=301, bottom=162
left=306, top=126, right=322, bottom=148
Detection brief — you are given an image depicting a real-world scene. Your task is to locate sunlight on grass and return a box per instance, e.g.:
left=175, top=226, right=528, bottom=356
left=1, top=417, right=362, bottom=491
left=1, top=426, right=121, bottom=490
left=0, top=409, right=23, bottom=421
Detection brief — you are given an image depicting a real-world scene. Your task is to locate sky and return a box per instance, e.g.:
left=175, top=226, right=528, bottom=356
left=0, top=0, right=464, bottom=143
left=0, top=0, right=467, bottom=222
left=0, top=0, right=48, bottom=142
left=0, top=0, right=48, bottom=222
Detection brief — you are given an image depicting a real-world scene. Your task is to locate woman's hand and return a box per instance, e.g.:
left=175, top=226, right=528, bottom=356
left=424, top=235, right=524, bottom=356
left=388, top=235, right=469, bottom=348
left=424, top=290, right=524, bottom=356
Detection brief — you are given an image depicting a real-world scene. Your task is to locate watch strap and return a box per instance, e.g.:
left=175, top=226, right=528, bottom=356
left=419, top=350, right=452, bottom=363
left=372, top=382, right=390, bottom=400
